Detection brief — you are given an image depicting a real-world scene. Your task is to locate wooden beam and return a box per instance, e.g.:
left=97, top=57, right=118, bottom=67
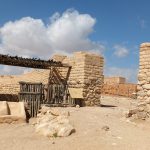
left=0, top=54, right=70, bottom=69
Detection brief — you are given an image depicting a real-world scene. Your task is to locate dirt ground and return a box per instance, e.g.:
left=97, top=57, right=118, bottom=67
left=0, top=96, right=150, bottom=150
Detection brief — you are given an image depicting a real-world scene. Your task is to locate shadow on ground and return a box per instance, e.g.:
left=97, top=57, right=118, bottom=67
left=100, top=104, right=117, bottom=108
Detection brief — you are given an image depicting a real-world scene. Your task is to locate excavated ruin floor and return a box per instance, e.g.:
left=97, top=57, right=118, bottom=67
left=0, top=96, right=150, bottom=150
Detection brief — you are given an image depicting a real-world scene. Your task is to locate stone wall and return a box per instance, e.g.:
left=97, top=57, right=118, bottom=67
left=128, top=43, right=150, bottom=119
left=0, top=51, right=104, bottom=106
left=102, top=83, right=137, bottom=98
left=137, top=43, right=150, bottom=101
left=0, top=70, right=50, bottom=94
left=53, top=52, right=104, bottom=106
left=104, top=77, right=126, bottom=84
left=0, top=71, right=50, bottom=101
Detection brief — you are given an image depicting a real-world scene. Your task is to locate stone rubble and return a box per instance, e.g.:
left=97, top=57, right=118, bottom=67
left=35, top=106, right=75, bottom=137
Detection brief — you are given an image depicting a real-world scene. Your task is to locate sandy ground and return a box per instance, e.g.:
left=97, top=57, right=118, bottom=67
left=0, top=96, right=150, bottom=150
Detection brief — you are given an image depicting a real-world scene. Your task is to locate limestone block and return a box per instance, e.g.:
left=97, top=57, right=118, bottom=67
left=145, top=104, right=150, bottom=113
left=0, top=102, right=26, bottom=124
left=137, top=85, right=143, bottom=91
left=142, top=84, right=150, bottom=90
left=0, top=101, right=8, bottom=115
left=138, top=80, right=146, bottom=85
left=137, top=91, right=146, bottom=97
left=147, top=91, right=150, bottom=96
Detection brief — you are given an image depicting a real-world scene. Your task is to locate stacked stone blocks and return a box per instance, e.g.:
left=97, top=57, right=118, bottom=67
left=0, top=51, right=104, bottom=106
left=53, top=52, right=104, bottom=106
left=128, top=43, right=150, bottom=119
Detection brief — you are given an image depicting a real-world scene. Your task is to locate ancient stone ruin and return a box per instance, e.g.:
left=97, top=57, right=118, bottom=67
left=0, top=51, right=104, bottom=107
left=128, top=43, right=150, bottom=119
left=102, top=76, right=137, bottom=98
left=53, top=52, right=104, bottom=106
left=137, top=43, right=150, bottom=101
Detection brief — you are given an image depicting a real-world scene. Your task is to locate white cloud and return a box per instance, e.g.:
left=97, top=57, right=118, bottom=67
left=104, top=66, right=138, bottom=83
left=113, top=45, right=129, bottom=58
left=0, top=9, right=104, bottom=58
left=0, top=9, right=105, bottom=75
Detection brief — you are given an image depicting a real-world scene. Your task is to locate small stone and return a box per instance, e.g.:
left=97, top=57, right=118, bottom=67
left=124, top=110, right=132, bottom=118
left=138, top=107, right=144, bottom=112
left=76, top=105, right=80, bottom=108
left=101, top=125, right=110, bottom=131
left=137, top=112, right=147, bottom=120
left=127, top=108, right=138, bottom=117
left=57, top=124, right=75, bottom=137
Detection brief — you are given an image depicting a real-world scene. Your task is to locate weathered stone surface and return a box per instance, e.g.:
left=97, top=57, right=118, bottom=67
left=35, top=107, right=75, bottom=137
left=0, top=51, right=104, bottom=107
left=0, top=101, right=26, bottom=124
left=57, top=124, right=74, bottom=137
left=128, top=43, right=150, bottom=120
left=137, top=91, right=146, bottom=97
left=147, top=91, right=150, bottom=96
left=145, top=104, right=150, bottom=113
left=137, top=112, right=147, bottom=120
left=36, top=123, right=57, bottom=137
left=0, top=101, right=8, bottom=115
left=143, top=84, right=150, bottom=90
left=129, top=108, right=139, bottom=115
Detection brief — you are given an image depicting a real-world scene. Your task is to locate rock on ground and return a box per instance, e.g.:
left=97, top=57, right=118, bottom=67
left=35, top=106, right=75, bottom=137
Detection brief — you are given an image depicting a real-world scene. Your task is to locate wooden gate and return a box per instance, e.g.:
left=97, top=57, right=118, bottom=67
left=45, top=67, right=66, bottom=105
left=18, top=67, right=74, bottom=117
left=19, top=81, right=44, bottom=117
left=45, top=67, right=74, bottom=106
left=46, top=84, right=65, bottom=104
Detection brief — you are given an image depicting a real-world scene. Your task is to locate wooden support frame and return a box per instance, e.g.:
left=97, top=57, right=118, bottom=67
left=19, top=81, right=44, bottom=117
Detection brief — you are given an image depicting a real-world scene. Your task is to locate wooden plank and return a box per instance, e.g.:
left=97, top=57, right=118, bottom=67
left=0, top=54, right=70, bottom=69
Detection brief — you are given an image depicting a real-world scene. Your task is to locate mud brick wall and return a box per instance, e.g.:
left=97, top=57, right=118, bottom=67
left=102, top=83, right=137, bottom=98
left=104, top=77, right=126, bottom=84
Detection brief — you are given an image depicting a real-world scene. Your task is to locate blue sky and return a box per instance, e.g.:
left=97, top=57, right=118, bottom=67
left=0, top=0, right=150, bottom=83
